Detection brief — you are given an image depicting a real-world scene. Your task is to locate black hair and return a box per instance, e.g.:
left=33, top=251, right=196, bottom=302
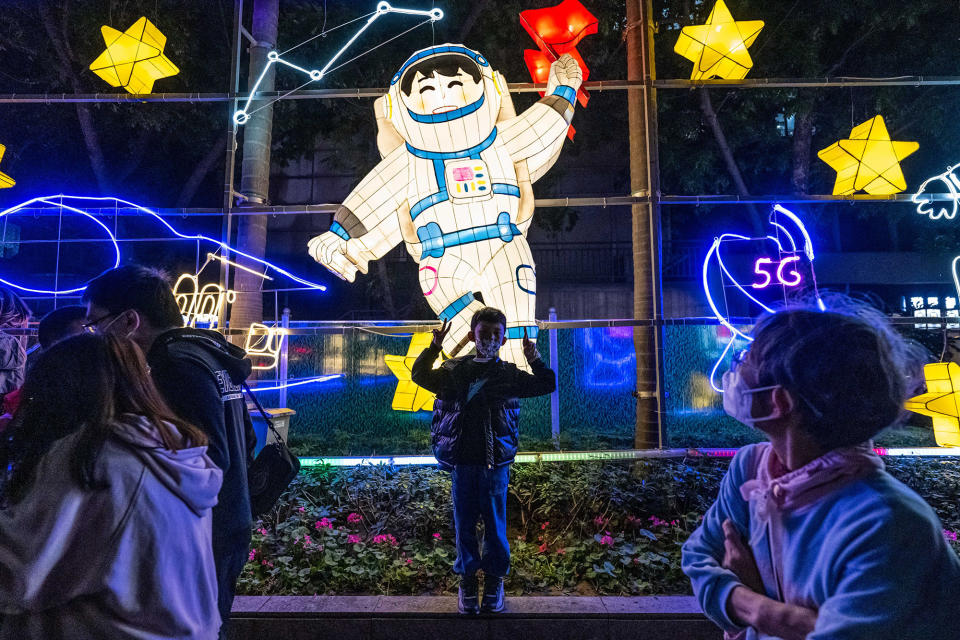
left=82, top=265, right=183, bottom=331
left=0, top=334, right=206, bottom=504
left=471, top=306, right=507, bottom=332
left=0, top=287, right=30, bottom=329
left=749, top=297, right=926, bottom=449
left=400, top=54, right=482, bottom=96
left=37, top=305, right=86, bottom=350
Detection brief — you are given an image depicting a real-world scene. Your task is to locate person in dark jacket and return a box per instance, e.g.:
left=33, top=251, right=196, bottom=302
left=0, top=287, right=30, bottom=398
left=411, top=307, right=555, bottom=615
left=82, top=265, right=256, bottom=638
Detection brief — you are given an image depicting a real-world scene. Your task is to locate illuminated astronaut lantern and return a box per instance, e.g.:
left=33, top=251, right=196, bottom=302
left=309, top=44, right=582, bottom=368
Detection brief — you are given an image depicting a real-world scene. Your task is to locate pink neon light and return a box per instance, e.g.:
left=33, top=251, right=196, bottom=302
left=751, top=256, right=802, bottom=289
left=420, top=266, right=438, bottom=295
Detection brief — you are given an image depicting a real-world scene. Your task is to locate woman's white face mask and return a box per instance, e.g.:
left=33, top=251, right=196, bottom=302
left=722, top=369, right=785, bottom=426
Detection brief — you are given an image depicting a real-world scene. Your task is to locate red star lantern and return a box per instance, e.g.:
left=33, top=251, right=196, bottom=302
left=520, top=0, right=597, bottom=139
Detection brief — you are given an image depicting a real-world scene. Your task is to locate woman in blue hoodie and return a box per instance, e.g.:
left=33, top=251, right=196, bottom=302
left=0, top=334, right=222, bottom=639
left=682, top=300, right=960, bottom=640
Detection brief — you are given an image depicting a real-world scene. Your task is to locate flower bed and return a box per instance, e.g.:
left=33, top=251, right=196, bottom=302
left=238, top=456, right=960, bottom=596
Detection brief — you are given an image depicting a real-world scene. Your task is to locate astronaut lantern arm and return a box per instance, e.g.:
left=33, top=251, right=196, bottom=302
left=499, top=53, right=582, bottom=180
left=308, top=146, right=407, bottom=282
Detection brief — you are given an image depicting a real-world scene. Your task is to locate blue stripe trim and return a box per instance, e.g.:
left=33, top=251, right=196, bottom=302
left=551, top=85, right=577, bottom=107
left=516, top=264, right=536, bottom=295
left=329, top=222, right=350, bottom=240
left=407, top=94, right=485, bottom=124
left=492, top=184, right=521, bottom=198
left=418, top=212, right=520, bottom=259
left=406, top=128, right=498, bottom=160
left=439, top=292, right=475, bottom=322
left=393, top=45, right=489, bottom=85
left=507, top=326, right=539, bottom=340
left=410, top=191, right=449, bottom=221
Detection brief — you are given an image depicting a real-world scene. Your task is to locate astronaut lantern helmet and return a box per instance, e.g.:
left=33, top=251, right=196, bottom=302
left=387, top=44, right=504, bottom=153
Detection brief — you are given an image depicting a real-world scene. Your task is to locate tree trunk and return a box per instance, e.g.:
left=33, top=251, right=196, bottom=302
left=38, top=2, right=111, bottom=193
left=627, top=0, right=662, bottom=449
left=229, top=0, right=279, bottom=341
left=698, top=88, right=764, bottom=235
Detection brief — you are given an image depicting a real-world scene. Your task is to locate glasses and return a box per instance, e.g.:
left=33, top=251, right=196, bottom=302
left=730, top=348, right=750, bottom=373
left=82, top=312, right=119, bottom=334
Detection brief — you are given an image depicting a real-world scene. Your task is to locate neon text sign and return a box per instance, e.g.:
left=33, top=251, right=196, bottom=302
left=751, top=256, right=801, bottom=289
left=173, top=274, right=237, bottom=328
left=245, top=323, right=286, bottom=371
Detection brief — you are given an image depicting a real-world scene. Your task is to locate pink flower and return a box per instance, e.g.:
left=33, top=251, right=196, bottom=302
left=648, top=516, right=669, bottom=528
left=257, top=527, right=268, bottom=536
left=538, top=542, right=548, bottom=553
left=593, top=516, right=607, bottom=527
left=248, top=549, right=256, bottom=562
left=347, top=513, right=363, bottom=524
left=944, top=529, right=959, bottom=542
left=556, top=548, right=566, bottom=555
left=432, top=533, right=442, bottom=540
left=405, top=558, right=413, bottom=565
left=298, top=506, right=305, bottom=513
left=347, top=534, right=362, bottom=544
left=372, top=534, right=398, bottom=546
left=599, top=535, right=615, bottom=546
left=315, top=518, right=333, bottom=530
left=303, top=535, right=312, bottom=546
left=541, top=521, right=550, bottom=530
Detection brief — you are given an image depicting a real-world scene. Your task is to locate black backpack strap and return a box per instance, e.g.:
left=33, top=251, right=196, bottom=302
left=242, top=382, right=288, bottom=447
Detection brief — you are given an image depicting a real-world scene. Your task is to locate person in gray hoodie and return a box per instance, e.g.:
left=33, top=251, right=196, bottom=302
left=0, top=333, right=222, bottom=639
left=0, top=287, right=29, bottom=397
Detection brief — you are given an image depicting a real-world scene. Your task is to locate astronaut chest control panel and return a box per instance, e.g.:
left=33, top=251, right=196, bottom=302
left=445, top=159, right=492, bottom=203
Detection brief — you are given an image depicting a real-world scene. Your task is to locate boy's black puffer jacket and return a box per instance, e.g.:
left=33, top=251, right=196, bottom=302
left=411, top=343, right=556, bottom=470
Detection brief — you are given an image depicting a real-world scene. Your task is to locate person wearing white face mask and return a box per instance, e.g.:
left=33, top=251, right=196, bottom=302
left=411, top=306, right=556, bottom=615
left=682, top=299, right=960, bottom=640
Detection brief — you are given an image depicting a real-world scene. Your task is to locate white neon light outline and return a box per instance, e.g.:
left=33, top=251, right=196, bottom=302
left=708, top=336, right=737, bottom=393
left=28, top=195, right=327, bottom=291
left=913, top=163, right=960, bottom=221
left=715, top=238, right=776, bottom=315
left=233, top=2, right=444, bottom=125
left=702, top=233, right=755, bottom=343
left=772, top=204, right=815, bottom=261
left=769, top=221, right=797, bottom=252
left=249, top=374, right=343, bottom=392
left=207, top=252, right=273, bottom=280
left=0, top=196, right=121, bottom=294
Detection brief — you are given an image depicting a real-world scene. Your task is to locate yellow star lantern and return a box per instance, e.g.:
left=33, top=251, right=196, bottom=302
left=0, top=144, right=15, bottom=189
left=905, top=362, right=960, bottom=447
left=674, top=0, right=764, bottom=80
left=89, top=17, right=179, bottom=95
left=817, top=115, right=918, bottom=195
left=384, top=332, right=440, bottom=412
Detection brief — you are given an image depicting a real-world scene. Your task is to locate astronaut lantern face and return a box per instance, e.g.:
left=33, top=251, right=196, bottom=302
left=388, top=45, right=503, bottom=153
left=400, top=55, right=485, bottom=116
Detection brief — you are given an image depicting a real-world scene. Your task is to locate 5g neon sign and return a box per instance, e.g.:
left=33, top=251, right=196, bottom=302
left=751, top=256, right=801, bottom=289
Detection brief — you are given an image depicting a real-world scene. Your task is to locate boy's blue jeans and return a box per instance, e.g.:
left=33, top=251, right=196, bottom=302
left=451, top=464, right=511, bottom=577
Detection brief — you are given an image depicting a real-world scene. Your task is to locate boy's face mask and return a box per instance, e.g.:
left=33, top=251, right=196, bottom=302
left=721, top=369, right=785, bottom=426
left=475, top=337, right=502, bottom=359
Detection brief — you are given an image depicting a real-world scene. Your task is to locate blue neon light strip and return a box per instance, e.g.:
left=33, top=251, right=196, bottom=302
left=2, top=196, right=328, bottom=295
left=0, top=197, right=121, bottom=295
left=249, top=374, right=342, bottom=392
left=407, top=93, right=485, bottom=123
left=438, top=292, right=474, bottom=321
left=406, top=128, right=497, bottom=160
left=551, top=85, right=577, bottom=107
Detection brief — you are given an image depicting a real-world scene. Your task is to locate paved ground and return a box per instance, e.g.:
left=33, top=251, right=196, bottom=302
left=228, top=595, right=722, bottom=640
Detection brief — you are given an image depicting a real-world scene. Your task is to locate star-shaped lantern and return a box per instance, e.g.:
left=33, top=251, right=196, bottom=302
left=674, top=0, right=764, bottom=81
left=817, top=115, right=918, bottom=195
left=0, top=144, right=15, bottom=189
left=520, top=0, right=597, bottom=140
left=905, top=362, right=960, bottom=447
left=89, top=17, right=179, bottom=94
left=384, top=332, right=439, bottom=412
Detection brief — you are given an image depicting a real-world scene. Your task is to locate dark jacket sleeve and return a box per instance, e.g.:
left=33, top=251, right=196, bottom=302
left=513, top=357, right=557, bottom=398
left=410, top=343, right=450, bottom=394
left=152, top=359, right=231, bottom=473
